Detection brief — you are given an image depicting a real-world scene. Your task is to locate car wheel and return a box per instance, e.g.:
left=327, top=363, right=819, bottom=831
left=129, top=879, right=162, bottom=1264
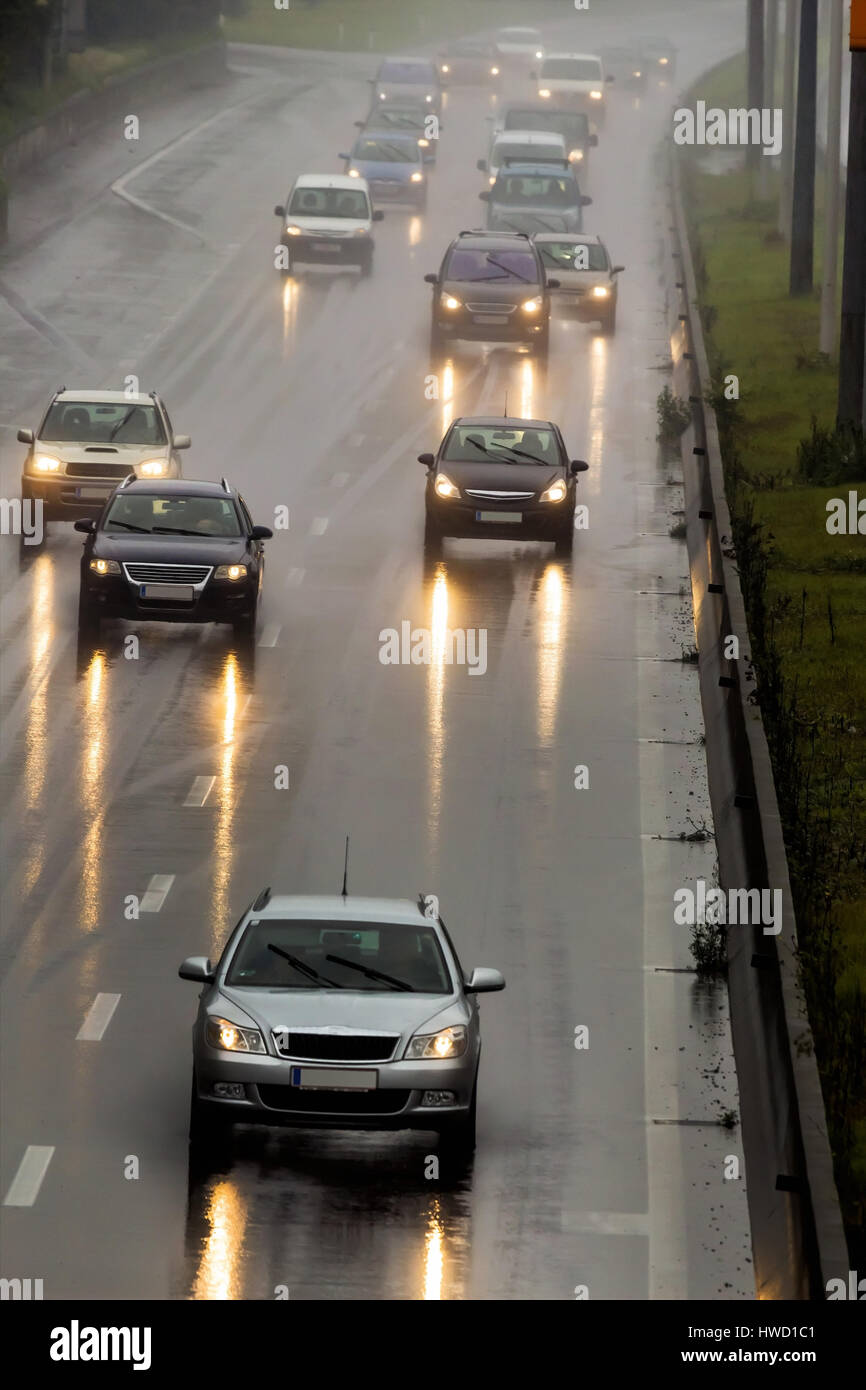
left=439, top=1082, right=477, bottom=1160
left=534, top=326, right=550, bottom=360
left=188, top=1073, right=234, bottom=1156
left=424, top=511, right=444, bottom=553
left=359, top=251, right=373, bottom=277
left=281, top=250, right=293, bottom=277
left=233, top=596, right=258, bottom=638
left=77, top=583, right=100, bottom=635
left=602, top=306, right=616, bottom=336
left=429, top=322, right=446, bottom=357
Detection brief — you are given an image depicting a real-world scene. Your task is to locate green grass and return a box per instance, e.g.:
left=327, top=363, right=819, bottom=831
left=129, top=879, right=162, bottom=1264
left=681, top=56, right=866, bottom=1257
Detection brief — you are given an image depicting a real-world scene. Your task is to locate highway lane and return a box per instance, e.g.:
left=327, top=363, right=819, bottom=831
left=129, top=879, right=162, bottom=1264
left=0, top=7, right=754, bottom=1300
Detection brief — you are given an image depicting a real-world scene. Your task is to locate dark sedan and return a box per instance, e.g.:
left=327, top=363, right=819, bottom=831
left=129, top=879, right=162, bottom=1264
left=75, top=477, right=272, bottom=637
left=420, top=416, right=588, bottom=555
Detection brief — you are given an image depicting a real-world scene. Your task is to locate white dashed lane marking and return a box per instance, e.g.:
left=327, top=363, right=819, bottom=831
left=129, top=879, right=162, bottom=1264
left=184, top=776, right=215, bottom=807
left=139, top=875, right=175, bottom=912
left=3, top=1146, right=55, bottom=1207
left=77, top=993, right=122, bottom=1042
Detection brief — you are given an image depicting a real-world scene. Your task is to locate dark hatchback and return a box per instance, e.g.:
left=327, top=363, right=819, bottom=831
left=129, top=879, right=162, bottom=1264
left=425, top=231, right=559, bottom=359
left=421, top=416, right=588, bottom=554
left=75, top=478, right=272, bottom=637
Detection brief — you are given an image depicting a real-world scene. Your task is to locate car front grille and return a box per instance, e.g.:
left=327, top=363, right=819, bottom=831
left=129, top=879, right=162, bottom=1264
left=465, top=303, right=516, bottom=315
left=123, top=563, right=212, bottom=585
left=465, top=489, right=535, bottom=501
left=274, top=1032, right=399, bottom=1062
left=65, top=462, right=131, bottom=479
left=258, top=1086, right=411, bottom=1115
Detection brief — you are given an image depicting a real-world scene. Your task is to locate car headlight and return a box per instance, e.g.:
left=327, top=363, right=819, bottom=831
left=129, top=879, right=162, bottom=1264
left=441, top=64, right=450, bottom=73
left=410, top=171, right=424, bottom=183
left=592, top=285, right=610, bottom=298
left=33, top=454, right=61, bottom=472
left=539, top=88, right=551, bottom=98
left=348, top=168, right=360, bottom=178
left=418, top=137, right=430, bottom=148
left=590, top=90, right=603, bottom=99
left=206, top=1016, right=265, bottom=1053
left=535, top=50, right=543, bottom=59
left=632, top=70, right=642, bottom=78
left=434, top=473, right=460, bottom=499
left=89, top=558, right=121, bottom=575
left=425, top=93, right=433, bottom=102
left=569, top=148, right=584, bottom=162
left=521, top=297, right=542, bottom=313
left=405, top=1024, right=467, bottom=1059
left=488, top=174, right=496, bottom=185
left=138, top=459, right=166, bottom=476
left=214, top=564, right=248, bottom=580
left=541, top=479, right=568, bottom=503
left=440, top=293, right=462, bottom=310
left=353, top=226, right=371, bottom=236
left=285, top=224, right=302, bottom=234
left=659, top=56, right=669, bottom=65
left=490, top=66, right=500, bottom=76
left=379, top=91, right=387, bottom=99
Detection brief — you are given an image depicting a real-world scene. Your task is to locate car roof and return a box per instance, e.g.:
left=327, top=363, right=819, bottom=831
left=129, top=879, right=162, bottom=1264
left=118, top=478, right=234, bottom=497
left=53, top=389, right=159, bottom=406
left=379, top=55, right=434, bottom=67
left=498, top=27, right=541, bottom=36
left=493, top=130, right=566, bottom=143
left=247, top=894, right=433, bottom=926
left=450, top=233, right=539, bottom=252
left=543, top=52, right=603, bottom=62
left=493, top=161, right=571, bottom=175
left=451, top=415, right=557, bottom=430
left=356, top=129, right=419, bottom=143
left=532, top=232, right=602, bottom=244
left=294, top=173, right=369, bottom=191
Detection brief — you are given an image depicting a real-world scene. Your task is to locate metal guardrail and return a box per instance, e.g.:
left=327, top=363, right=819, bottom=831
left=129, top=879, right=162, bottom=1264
left=666, top=145, right=850, bottom=1299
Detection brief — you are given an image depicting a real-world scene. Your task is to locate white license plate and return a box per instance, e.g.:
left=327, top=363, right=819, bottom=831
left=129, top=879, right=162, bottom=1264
left=474, top=314, right=508, bottom=324
left=139, top=583, right=195, bottom=601
left=476, top=510, right=523, bottom=523
left=75, top=486, right=112, bottom=498
left=291, top=1067, right=378, bottom=1091
left=312, top=241, right=342, bottom=252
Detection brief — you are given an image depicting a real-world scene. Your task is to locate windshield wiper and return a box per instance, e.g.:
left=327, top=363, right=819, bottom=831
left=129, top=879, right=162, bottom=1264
left=325, top=953, right=413, bottom=991
left=151, top=526, right=228, bottom=537
left=267, top=943, right=343, bottom=988
left=485, top=255, right=533, bottom=283
left=108, top=408, right=135, bottom=441
left=490, top=444, right=554, bottom=464
left=108, top=521, right=151, bottom=533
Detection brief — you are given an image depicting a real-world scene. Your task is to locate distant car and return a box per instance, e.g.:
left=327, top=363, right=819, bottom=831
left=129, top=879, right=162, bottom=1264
left=74, top=477, right=272, bottom=637
left=424, top=230, right=558, bottom=360
left=481, top=162, right=592, bottom=236
left=533, top=53, right=613, bottom=124
left=355, top=104, right=438, bottom=163
left=340, top=132, right=427, bottom=210
left=372, top=56, right=442, bottom=112
left=18, top=388, right=189, bottom=527
left=494, top=26, right=544, bottom=72
left=478, top=129, right=568, bottom=187
left=181, top=890, right=505, bottom=1159
left=600, top=45, right=648, bottom=92
left=420, top=415, right=588, bottom=554
left=275, top=173, right=384, bottom=276
left=532, top=232, right=624, bottom=333
left=438, top=36, right=501, bottom=86
left=491, top=105, right=598, bottom=168
left=637, top=35, right=677, bottom=77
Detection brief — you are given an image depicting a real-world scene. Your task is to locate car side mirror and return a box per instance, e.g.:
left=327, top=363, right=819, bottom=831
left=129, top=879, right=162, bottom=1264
left=423, top=272, right=438, bottom=284
left=338, top=152, right=351, bottom=161
left=372, top=209, right=384, bottom=221
left=465, top=967, right=506, bottom=994
left=418, top=452, right=435, bottom=466
left=546, top=277, right=561, bottom=289
left=178, top=956, right=214, bottom=983
left=251, top=525, right=273, bottom=540
left=354, top=120, right=364, bottom=127
left=476, top=158, right=488, bottom=172
left=606, top=74, right=615, bottom=82
left=590, top=134, right=599, bottom=147
left=581, top=195, right=593, bottom=206
left=74, top=517, right=95, bottom=533
left=17, top=428, right=34, bottom=444
left=611, top=265, right=625, bottom=274
left=274, top=204, right=285, bottom=218
left=570, top=459, right=589, bottom=474
left=478, top=190, right=490, bottom=201
left=173, top=434, right=191, bottom=449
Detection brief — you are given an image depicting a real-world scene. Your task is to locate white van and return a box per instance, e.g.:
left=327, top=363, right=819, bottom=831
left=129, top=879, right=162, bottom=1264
left=477, top=129, right=567, bottom=186
left=533, top=53, right=613, bottom=123
left=274, top=173, right=384, bottom=276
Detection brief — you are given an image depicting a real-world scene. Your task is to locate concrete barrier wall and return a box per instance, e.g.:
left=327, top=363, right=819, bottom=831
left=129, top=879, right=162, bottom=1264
left=665, top=147, right=850, bottom=1299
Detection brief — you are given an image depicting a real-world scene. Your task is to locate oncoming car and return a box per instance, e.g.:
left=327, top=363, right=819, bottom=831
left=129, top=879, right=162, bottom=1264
left=355, top=104, right=438, bottom=164
left=438, top=37, right=501, bottom=86
left=533, top=232, right=624, bottom=333
left=275, top=174, right=383, bottom=276
left=372, top=57, right=441, bottom=112
left=425, top=230, right=559, bottom=359
left=533, top=53, right=613, bottom=123
left=18, top=388, right=189, bottom=524
left=420, top=415, right=589, bottom=554
left=340, top=132, right=427, bottom=209
left=478, top=129, right=568, bottom=187
left=180, top=891, right=505, bottom=1159
left=494, top=26, right=544, bottom=72
left=491, top=105, right=598, bottom=168
left=75, top=477, right=272, bottom=637
left=481, top=162, right=592, bottom=236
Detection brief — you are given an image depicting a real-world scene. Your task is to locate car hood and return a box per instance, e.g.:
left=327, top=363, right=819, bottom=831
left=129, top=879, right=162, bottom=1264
left=95, top=535, right=248, bottom=565
left=442, top=278, right=539, bottom=307
left=551, top=268, right=609, bottom=287
left=353, top=160, right=417, bottom=180
left=38, top=443, right=169, bottom=464
left=490, top=208, right=580, bottom=234
left=542, top=78, right=599, bottom=91
left=440, top=460, right=560, bottom=493
left=217, top=985, right=467, bottom=1041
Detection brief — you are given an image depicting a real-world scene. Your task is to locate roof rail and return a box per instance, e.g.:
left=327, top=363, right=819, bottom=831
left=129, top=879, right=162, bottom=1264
left=253, top=886, right=271, bottom=911
left=220, top=476, right=231, bottom=493
left=56, top=385, right=67, bottom=396
left=117, top=472, right=137, bottom=489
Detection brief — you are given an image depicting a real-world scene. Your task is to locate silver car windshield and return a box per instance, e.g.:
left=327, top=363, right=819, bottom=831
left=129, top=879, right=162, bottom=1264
left=288, top=188, right=370, bottom=218
left=227, top=920, right=453, bottom=993
left=41, top=401, right=166, bottom=445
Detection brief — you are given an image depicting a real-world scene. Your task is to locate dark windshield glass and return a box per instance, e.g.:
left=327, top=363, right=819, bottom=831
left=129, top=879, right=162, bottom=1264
left=368, top=107, right=426, bottom=130
left=41, top=402, right=166, bottom=445
left=504, top=110, right=590, bottom=144
left=227, top=919, right=452, bottom=993
left=104, top=494, right=242, bottom=536
left=445, top=248, right=538, bottom=281
left=380, top=61, right=434, bottom=82
left=492, top=140, right=563, bottom=165
left=542, top=58, right=602, bottom=80
left=288, top=187, right=369, bottom=218
left=443, top=425, right=559, bottom=464
left=354, top=138, right=418, bottom=163
left=493, top=173, right=579, bottom=206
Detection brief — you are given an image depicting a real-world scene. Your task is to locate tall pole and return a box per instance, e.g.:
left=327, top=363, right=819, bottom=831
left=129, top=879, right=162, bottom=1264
left=819, top=0, right=843, bottom=355
left=761, top=0, right=779, bottom=197
left=837, top=31, right=866, bottom=424
left=748, top=0, right=766, bottom=182
left=779, top=0, right=799, bottom=234
left=789, top=0, right=817, bottom=294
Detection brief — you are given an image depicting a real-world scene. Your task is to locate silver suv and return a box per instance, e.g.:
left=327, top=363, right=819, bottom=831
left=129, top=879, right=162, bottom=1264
left=19, top=388, right=190, bottom=524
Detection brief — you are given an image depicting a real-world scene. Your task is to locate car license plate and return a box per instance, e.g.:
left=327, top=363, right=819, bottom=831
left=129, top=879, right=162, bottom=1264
left=474, top=314, right=508, bottom=324
left=75, top=486, right=112, bottom=498
left=139, top=583, right=195, bottom=601
left=290, top=1067, right=377, bottom=1091
left=476, top=510, right=522, bottom=523
left=312, top=241, right=341, bottom=252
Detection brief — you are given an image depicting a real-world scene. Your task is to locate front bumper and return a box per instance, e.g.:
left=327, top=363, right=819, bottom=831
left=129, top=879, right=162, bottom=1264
left=433, top=311, right=547, bottom=344
left=427, top=494, right=572, bottom=540
left=281, top=233, right=372, bottom=264
left=23, top=469, right=175, bottom=518
left=82, top=572, right=257, bottom=625
left=193, top=1046, right=477, bottom=1131
left=553, top=290, right=616, bottom=321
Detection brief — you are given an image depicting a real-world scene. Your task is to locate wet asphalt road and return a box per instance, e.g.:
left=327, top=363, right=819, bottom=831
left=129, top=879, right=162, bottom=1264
left=0, top=4, right=756, bottom=1300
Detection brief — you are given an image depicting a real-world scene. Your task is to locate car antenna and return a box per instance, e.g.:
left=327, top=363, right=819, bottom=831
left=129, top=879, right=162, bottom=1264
left=503, top=389, right=508, bottom=418
left=341, top=835, right=350, bottom=898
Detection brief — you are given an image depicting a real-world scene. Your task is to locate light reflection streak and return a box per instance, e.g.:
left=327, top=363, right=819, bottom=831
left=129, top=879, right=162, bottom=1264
left=423, top=1197, right=444, bottom=1300
left=536, top=564, right=567, bottom=746
left=192, top=1181, right=248, bottom=1301
left=210, top=652, right=239, bottom=957
left=425, top=566, right=449, bottom=849
left=79, top=648, right=108, bottom=931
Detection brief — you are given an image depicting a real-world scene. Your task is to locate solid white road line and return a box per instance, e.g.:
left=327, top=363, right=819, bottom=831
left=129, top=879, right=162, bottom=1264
left=184, top=775, right=215, bottom=807
left=310, top=517, right=329, bottom=535
left=258, top=623, right=281, bottom=647
left=77, top=993, right=121, bottom=1042
left=139, top=874, right=175, bottom=913
left=3, top=1146, right=55, bottom=1207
